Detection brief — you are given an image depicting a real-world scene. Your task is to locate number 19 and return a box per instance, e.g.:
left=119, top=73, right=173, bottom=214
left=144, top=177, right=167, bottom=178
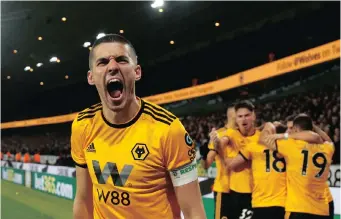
left=301, top=150, right=327, bottom=178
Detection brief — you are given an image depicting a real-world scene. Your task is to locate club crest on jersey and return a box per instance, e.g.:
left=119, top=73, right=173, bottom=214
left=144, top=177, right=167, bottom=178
left=185, top=133, right=193, bottom=147
left=131, top=143, right=149, bottom=161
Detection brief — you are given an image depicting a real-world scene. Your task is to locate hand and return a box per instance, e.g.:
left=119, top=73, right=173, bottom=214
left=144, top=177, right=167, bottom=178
left=209, top=128, right=220, bottom=151
left=263, top=134, right=282, bottom=147
left=273, top=121, right=282, bottom=127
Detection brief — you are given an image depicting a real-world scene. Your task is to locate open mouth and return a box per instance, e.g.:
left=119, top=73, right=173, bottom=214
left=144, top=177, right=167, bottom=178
left=107, top=79, right=124, bottom=99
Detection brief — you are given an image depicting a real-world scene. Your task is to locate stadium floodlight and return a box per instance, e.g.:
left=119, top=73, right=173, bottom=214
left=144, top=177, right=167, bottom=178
left=24, top=66, right=31, bottom=71
left=50, top=57, right=58, bottom=62
left=96, top=33, right=106, bottom=39
left=151, top=0, right=164, bottom=8
left=36, top=63, right=43, bottom=67
left=83, top=42, right=91, bottom=48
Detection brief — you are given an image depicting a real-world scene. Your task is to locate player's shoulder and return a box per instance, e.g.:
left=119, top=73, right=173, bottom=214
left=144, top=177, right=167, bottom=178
left=322, top=141, right=335, bottom=153
left=254, top=129, right=261, bottom=137
left=216, top=127, right=228, bottom=134
left=141, top=99, right=178, bottom=126
left=73, top=102, right=102, bottom=126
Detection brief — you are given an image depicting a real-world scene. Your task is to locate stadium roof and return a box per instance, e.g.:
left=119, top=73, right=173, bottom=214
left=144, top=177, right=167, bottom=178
left=1, top=1, right=340, bottom=121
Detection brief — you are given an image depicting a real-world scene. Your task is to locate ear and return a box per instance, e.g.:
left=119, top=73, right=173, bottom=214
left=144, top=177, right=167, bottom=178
left=252, top=111, right=256, bottom=121
left=135, top=65, right=142, bottom=81
left=87, top=70, right=95, bottom=85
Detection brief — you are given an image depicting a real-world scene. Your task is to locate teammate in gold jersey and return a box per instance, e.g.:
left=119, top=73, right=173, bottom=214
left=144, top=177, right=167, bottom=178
left=71, top=34, right=206, bottom=219
left=201, top=106, right=236, bottom=219
left=259, top=114, right=335, bottom=219
left=211, top=100, right=260, bottom=219
left=226, top=121, right=323, bottom=219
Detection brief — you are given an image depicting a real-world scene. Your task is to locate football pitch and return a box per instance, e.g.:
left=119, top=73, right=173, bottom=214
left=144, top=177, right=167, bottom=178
left=1, top=180, right=339, bottom=219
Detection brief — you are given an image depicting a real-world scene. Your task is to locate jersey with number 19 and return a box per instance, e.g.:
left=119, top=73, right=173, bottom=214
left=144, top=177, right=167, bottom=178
left=276, top=139, right=334, bottom=216
left=71, top=98, right=198, bottom=219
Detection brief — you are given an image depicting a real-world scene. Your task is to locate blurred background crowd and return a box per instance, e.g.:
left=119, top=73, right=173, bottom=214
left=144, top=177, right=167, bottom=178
left=2, top=84, right=339, bottom=165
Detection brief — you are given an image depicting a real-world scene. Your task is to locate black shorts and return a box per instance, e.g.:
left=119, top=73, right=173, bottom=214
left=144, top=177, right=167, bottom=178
left=252, top=206, right=285, bottom=219
left=287, top=201, right=334, bottom=219
left=229, top=190, right=253, bottom=219
left=214, top=192, right=232, bottom=219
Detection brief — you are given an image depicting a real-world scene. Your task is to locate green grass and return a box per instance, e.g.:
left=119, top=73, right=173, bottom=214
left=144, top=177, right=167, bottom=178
left=1, top=180, right=340, bottom=219
left=1, top=180, right=73, bottom=219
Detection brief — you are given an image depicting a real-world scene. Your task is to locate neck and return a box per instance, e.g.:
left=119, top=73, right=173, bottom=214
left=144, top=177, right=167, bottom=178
left=102, top=97, right=140, bottom=125
left=240, top=126, right=255, bottom=136
left=227, top=121, right=236, bottom=129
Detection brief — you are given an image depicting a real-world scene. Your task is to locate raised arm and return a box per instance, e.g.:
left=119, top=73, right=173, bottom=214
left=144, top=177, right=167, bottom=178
left=289, top=131, right=323, bottom=144
left=258, top=122, right=278, bottom=151
left=313, top=124, right=332, bottom=142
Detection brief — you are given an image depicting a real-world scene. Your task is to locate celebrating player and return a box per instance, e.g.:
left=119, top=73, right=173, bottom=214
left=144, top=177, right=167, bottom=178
left=225, top=120, right=323, bottom=219
left=201, top=106, right=236, bottom=219
left=259, top=114, right=334, bottom=219
left=71, top=34, right=206, bottom=219
left=211, top=100, right=260, bottom=219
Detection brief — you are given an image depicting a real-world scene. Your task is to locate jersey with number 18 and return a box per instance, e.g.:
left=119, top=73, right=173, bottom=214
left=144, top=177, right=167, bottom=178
left=71, top=98, right=198, bottom=219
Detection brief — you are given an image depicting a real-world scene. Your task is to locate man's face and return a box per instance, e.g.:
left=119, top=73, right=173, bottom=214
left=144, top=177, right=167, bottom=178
left=235, top=108, right=255, bottom=132
left=286, top=121, right=294, bottom=133
left=88, top=42, right=141, bottom=112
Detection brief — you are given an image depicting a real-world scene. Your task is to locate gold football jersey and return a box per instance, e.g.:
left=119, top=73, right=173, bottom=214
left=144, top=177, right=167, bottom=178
left=225, top=129, right=260, bottom=193
left=208, top=127, right=234, bottom=193
left=71, top=98, right=197, bottom=219
left=240, top=142, right=286, bottom=208
left=277, top=139, right=334, bottom=216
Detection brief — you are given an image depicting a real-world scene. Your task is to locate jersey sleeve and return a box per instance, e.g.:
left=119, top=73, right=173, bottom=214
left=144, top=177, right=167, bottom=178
left=208, top=141, right=215, bottom=150
left=239, top=144, right=252, bottom=161
left=70, top=118, right=88, bottom=168
left=162, top=118, right=197, bottom=187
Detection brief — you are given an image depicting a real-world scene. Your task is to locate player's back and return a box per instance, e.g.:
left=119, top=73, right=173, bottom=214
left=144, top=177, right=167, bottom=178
left=240, top=142, right=286, bottom=208
left=71, top=99, right=196, bottom=219
left=276, top=139, right=334, bottom=216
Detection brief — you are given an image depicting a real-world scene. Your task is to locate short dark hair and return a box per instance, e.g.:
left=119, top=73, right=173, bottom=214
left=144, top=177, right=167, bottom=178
left=293, top=114, right=313, bottom=131
left=286, top=114, right=296, bottom=122
left=234, top=100, right=255, bottom=112
left=276, top=124, right=287, bottom=134
left=89, top=34, right=137, bottom=69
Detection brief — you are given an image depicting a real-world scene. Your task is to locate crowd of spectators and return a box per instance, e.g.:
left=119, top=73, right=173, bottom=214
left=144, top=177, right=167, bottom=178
left=183, top=84, right=340, bottom=163
left=1, top=85, right=340, bottom=165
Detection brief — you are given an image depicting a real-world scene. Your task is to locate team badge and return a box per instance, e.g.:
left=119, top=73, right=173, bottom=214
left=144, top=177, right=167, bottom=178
left=131, top=143, right=149, bottom=161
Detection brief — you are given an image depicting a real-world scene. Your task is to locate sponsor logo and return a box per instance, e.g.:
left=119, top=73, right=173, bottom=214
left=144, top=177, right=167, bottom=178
left=2, top=169, right=23, bottom=185
left=131, top=143, right=149, bottom=161
left=86, top=143, right=96, bottom=153
left=33, top=173, right=73, bottom=199
left=97, top=189, right=131, bottom=206
left=92, top=160, right=133, bottom=187
left=180, top=163, right=196, bottom=175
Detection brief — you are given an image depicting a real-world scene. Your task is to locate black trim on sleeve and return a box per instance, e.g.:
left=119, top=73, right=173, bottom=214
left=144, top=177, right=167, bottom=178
left=239, top=151, right=248, bottom=161
left=74, top=161, right=88, bottom=168
left=275, top=139, right=279, bottom=151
